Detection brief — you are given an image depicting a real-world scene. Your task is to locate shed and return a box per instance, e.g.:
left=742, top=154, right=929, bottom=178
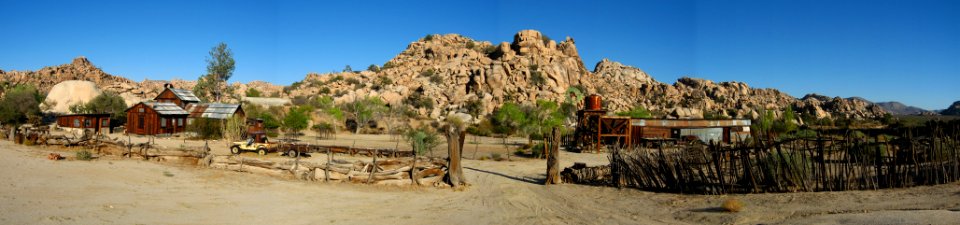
left=125, top=102, right=190, bottom=135
left=56, top=113, right=111, bottom=134
left=154, top=85, right=201, bottom=108
left=184, top=103, right=245, bottom=120
left=629, top=119, right=752, bottom=144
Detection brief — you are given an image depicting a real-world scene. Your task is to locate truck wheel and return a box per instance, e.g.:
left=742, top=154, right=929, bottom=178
left=230, top=146, right=241, bottom=155
left=287, top=149, right=298, bottom=158
left=257, top=148, right=267, bottom=156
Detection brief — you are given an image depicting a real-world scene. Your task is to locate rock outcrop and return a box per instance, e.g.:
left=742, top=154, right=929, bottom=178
left=940, top=101, right=960, bottom=116
left=875, top=101, right=934, bottom=115
left=2, top=30, right=888, bottom=122
left=41, top=80, right=103, bottom=113
left=0, top=57, right=284, bottom=106
left=284, top=30, right=886, bottom=121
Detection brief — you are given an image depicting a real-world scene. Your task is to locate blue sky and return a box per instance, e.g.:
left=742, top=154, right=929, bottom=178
left=1, top=0, right=957, bottom=110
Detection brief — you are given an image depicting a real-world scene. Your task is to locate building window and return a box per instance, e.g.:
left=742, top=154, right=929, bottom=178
left=139, top=108, right=144, bottom=113
left=101, top=120, right=109, bottom=127
left=161, top=118, right=167, bottom=127
left=178, top=118, right=184, bottom=127
left=138, top=115, right=144, bottom=129
left=84, top=119, right=91, bottom=127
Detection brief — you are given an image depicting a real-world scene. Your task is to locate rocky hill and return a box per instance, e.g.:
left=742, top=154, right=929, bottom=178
left=874, top=101, right=934, bottom=115
left=0, top=56, right=284, bottom=107
left=941, top=101, right=960, bottom=116
left=1, top=30, right=888, bottom=122
left=284, top=30, right=886, bottom=121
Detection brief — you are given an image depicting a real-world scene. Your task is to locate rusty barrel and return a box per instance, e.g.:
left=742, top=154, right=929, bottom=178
left=585, top=95, right=602, bottom=110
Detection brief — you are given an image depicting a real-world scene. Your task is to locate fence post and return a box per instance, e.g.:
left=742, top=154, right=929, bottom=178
left=546, top=128, right=562, bottom=185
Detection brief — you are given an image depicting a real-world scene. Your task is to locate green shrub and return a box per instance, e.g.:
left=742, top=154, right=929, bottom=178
left=382, top=61, right=397, bottom=70
left=423, top=34, right=434, bottom=41
left=429, top=74, right=443, bottom=84
left=465, top=41, right=475, bottom=49
left=345, top=78, right=361, bottom=86
left=76, top=150, right=93, bottom=161
left=420, top=68, right=435, bottom=77
left=404, top=92, right=434, bottom=110
left=319, top=87, right=331, bottom=94
left=616, top=106, right=652, bottom=119
left=187, top=118, right=223, bottom=139
left=245, top=88, right=261, bottom=97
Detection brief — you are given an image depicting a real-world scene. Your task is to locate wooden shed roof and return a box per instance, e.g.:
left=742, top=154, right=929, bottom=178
left=185, top=103, right=241, bottom=119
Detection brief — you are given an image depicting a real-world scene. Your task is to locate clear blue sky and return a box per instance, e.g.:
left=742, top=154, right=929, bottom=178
left=1, top=0, right=957, bottom=110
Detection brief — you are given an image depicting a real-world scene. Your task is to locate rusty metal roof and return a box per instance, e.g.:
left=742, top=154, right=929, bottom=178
left=143, top=102, right=189, bottom=115
left=185, top=103, right=241, bottom=119
left=170, top=88, right=201, bottom=102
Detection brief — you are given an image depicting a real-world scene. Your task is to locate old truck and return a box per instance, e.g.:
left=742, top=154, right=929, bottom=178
left=230, top=131, right=278, bottom=155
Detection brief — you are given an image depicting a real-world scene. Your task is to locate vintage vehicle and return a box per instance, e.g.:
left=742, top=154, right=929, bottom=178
left=230, top=131, right=277, bottom=155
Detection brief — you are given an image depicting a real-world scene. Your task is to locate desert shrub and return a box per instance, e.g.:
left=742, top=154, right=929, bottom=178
left=464, top=99, right=484, bottom=117
left=163, top=171, right=175, bottom=177
left=0, top=84, right=42, bottom=125
left=377, top=76, right=393, bottom=86
left=420, top=68, right=435, bottom=77
left=187, top=118, right=223, bottom=139
left=423, top=34, right=434, bottom=41
left=484, top=45, right=503, bottom=59
left=342, top=65, right=353, bottom=73
left=404, top=92, right=434, bottom=110
left=245, top=88, right=261, bottom=97
left=541, top=34, right=552, bottom=46
left=465, top=41, right=475, bottom=49
left=529, top=70, right=546, bottom=86
left=404, top=126, right=442, bottom=155
left=429, top=73, right=443, bottom=84
left=491, top=153, right=503, bottom=161
left=76, top=150, right=93, bottom=161
left=345, top=78, right=361, bottom=86
left=382, top=61, right=397, bottom=70
left=616, top=106, right=652, bottom=119
left=466, top=119, right=495, bottom=136
left=330, top=75, right=344, bottom=83
left=367, top=64, right=380, bottom=72
left=319, top=87, right=331, bottom=94
left=702, top=110, right=728, bottom=119
left=291, top=96, right=310, bottom=105
left=721, top=198, right=743, bottom=212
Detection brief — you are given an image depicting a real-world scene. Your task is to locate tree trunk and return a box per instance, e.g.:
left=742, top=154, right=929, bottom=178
left=545, top=127, right=563, bottom=185
left=446, top=126, right=466, bottom=187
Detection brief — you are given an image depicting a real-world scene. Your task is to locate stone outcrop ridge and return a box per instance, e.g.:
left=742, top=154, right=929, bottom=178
left=0, top=57, right=284, bottom=107
left=1, top=30, right=889, bottom=121
left=941, top=101, right=960, bottom=116
left=285, top=30, right=888, bottom=121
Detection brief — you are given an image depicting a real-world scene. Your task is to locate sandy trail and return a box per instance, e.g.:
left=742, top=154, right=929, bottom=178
left=2, top=139, right=960, bottom=225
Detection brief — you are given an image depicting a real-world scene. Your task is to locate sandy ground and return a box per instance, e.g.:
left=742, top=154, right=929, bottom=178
left=2, top=136, right=960, bottom=225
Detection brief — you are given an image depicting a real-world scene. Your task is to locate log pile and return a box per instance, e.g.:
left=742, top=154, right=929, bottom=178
left=207, top=155, right=449, bottom=186
left=561, top=163, right=611, bottom=185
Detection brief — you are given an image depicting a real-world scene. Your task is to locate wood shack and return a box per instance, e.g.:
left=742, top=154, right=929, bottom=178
left=125, top=102, right=189, bottom=135
left=56, top=113, right=112, bottom=134
left=154, top=84, right=201, bottom=108
left=184, top=103, right=245, bottom=124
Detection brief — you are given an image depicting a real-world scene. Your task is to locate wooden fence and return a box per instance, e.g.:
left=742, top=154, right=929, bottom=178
left=602, top=123, right=960, bottom=194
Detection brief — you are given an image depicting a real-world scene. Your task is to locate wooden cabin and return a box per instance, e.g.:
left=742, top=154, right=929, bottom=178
left=56, top=113, right=111, bottom=134
left=154, top=84, right=201, bottom=108
left=125, top=102, right=189, bottom=135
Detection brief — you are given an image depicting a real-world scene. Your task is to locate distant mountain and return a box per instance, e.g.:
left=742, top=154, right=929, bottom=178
left=874, top=101, right=934, bottom=115
left=941, top=101, right=960, bottom=116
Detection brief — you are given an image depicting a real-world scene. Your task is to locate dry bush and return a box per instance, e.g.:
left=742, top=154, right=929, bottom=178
left=721, top=198, right=743, bottom=212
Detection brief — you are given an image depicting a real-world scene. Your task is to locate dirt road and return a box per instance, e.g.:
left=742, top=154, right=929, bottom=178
left=2, top=140, right=959, bottom=224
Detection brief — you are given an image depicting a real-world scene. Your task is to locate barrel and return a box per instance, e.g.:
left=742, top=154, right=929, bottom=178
left=585, top=95, right=602, bottom=110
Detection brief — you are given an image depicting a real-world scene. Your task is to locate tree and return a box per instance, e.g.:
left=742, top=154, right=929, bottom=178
left=492, top=102, right=528, bottom=138
left=194, top=42, right=235, bottom=102
left=343, top=65, right=353, bottom=73
left=367, top=64, right=380, bottom=72
left=69, top=92, right=128, bottom=125
left=529, top=100, right=564, bottom=140
left=773, top=107, right=798, bottom=134
left=0, top=85, right=42, bottom=126
left=282, top=106, right=310, bottom=136
left=341, top=96, right=386, bottom=134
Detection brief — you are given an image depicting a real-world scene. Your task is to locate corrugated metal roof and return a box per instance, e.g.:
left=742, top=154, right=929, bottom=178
left=185, top=103, right=241, bottom=119
left=170, top=88, right=201, bottom=102
left=144, top=102, right=189, bottom=115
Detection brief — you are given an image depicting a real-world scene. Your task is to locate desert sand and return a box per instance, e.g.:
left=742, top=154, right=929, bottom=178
left=2, top=136, right=960, bottom=225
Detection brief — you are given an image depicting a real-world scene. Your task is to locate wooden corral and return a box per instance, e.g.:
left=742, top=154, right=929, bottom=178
left=56, top=113, right=111, bottom=134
